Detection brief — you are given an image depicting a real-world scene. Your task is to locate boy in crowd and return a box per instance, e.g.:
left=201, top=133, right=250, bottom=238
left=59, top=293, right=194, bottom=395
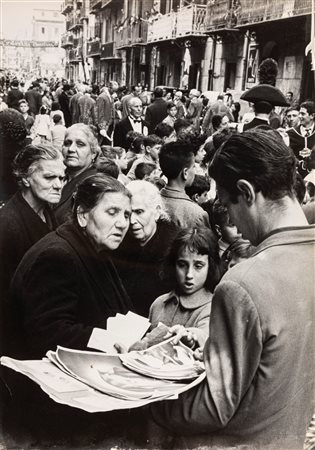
left=159, top=141, right=209, bottom=229
left=127, top=135, right=162, bottom=181
left=19, top=100, right=34, bottom=138
left=185, top=174, right=210, bottom=206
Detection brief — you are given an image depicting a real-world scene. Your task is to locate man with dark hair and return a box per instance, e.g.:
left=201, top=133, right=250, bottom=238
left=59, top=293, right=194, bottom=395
left=145, top=87, right=168, bottom=134
left=243, top=100, right=273, bottom=131
left=285, top=106, right=300, bottom=129
left=58, top=84, right=72, bottom=128
left=185, top=174, right=210, bottom=205
left=25, top=81, right=42, bottom=116
left=151, top=129, right=315, bottom=450
left=154, top=122, right=176, bottom=143
left=127, top=134, right=162, bottom=181
left=159, top=141, right=209, bottom=228
left=6, top=79, right=24, bottom=110
left=287, top=101, right=315, bottom=160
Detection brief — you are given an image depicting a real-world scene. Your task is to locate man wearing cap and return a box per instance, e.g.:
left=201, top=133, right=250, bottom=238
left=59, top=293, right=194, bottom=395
left=150, top=130, right=315, bottom=450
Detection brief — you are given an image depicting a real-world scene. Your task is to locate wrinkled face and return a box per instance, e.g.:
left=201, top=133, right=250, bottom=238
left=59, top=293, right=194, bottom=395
left=195, top=145, right=206, bottom=164
left=169, top=106, right=177, bottom=118
left=147, top=144, right=162, bottom=162
left=129, top=192, right=159, bottom=245
left=63, top=129, right=94, bottom=171
left=80, top=192, right=131, bottom=251
left=129, top=98, right=143, bottom=118
left=176, top=247, right=209, bottom=295
left=174, top=92, right=182, bottom=103
left=299, top=107, right=314, bottom=128
left=286, top=110, right=299, bottom=128
left=26, top=158, right=65, bottom=204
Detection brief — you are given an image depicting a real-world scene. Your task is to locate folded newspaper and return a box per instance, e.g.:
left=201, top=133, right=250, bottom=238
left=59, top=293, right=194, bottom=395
left=1, top=338, right=206, bottom=413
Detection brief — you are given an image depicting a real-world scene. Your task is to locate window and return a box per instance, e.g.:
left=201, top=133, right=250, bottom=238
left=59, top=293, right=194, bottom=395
left=42, top=27, right=45, bottom=34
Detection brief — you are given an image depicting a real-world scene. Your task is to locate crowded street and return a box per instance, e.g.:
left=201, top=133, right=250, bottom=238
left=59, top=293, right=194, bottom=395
left=0, top=0, right=314, bottom=449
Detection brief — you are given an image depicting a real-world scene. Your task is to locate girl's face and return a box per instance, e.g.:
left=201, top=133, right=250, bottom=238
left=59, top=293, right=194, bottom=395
left=175, top=247, right=209, bottom=295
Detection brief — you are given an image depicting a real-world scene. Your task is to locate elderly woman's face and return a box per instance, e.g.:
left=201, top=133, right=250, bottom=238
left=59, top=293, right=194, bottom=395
left=25, top=157, right=65, bottom=204
left=63, top=129, right=94, bottom=171
left=79, top=192, right=131, bottom=251
left=129, top=192, right=159, bottom=245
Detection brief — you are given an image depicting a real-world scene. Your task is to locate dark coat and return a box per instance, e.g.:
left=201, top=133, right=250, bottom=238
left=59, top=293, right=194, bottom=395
left=113, top=220, right=177, bottom=317
left=287, top=125, right=315, bottom=160
left=243, top=117, right=271, bottom=131
left=145, top=98, right=168, bottom=134
left=113, top=117, right=148, bottom=149
left=0, top=191, right=56, bottom=353
left=54, top=166, right=97, bottom=225
left=25, top=89, right=42, bottom=115
left=59, top=91, right=72, bottom=127
left=9, top=221, right=134, bottom=359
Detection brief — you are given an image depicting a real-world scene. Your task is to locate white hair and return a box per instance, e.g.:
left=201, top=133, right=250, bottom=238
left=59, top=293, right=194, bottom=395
left=127, top=180, right=169, bottom=221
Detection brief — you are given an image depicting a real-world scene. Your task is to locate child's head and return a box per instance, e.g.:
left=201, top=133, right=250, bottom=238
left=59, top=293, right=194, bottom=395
left=95, top=156, right=119, bottom=179
left=143, top=135, right=163, bottom=162
left=167, top=102, right=177, bottom=118
left=51, top=101, right=61, bottom=111
left=185, top=175, right=210, bottom=205
left=126, top=131, right=144, bottom=154
left=159, top=141, right=195, bottom=186
left=154, top=122, right=176, bottom=143
left=167, top=227, right=221, bottom=294
left=100, top=145, right=128, bottom=172
left=19, top=100, right=29, bottom=114
left=212, top=200, right=242, bottom=244
left=134, top=162, right=156, bottom=180
left=39, top=105, right=47, bottom=115
left=53, top=113, right=62, bottom=125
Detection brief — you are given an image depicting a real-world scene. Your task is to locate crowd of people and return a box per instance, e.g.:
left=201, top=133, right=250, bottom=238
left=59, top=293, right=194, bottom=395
left=0, top=63, right=314, bottom=449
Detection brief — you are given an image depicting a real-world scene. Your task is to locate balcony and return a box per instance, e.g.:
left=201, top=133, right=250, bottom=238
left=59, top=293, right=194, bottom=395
left=237, top=0, right=312, bottom=27
left=147, top=4, right=207, bottom=43
left=61, top=33, right=74, bottom=48
left=61, top=0, right=73, bottom=15
left=73, top=37, right=79, bottom=47
left=206, top=0, right=233, bottom=31
left=90, top=0, right=102, bottom=13
left=100, top=41, right=121, bottom=59
left=87, top=39, right=101, bottom=57
left=68, top=12, right=83, bottom=30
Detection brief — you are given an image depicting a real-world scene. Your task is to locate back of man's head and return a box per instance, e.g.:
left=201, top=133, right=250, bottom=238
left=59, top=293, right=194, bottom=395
left=154, top=87, right=163, bottom=98
left=300, top=101, right=315, bottom=116
left=209, top=129, right=296, bottom=203
left=143, top=134, right=162, bottom=149
left=159, top=141, right=194, bottom=180
left=154, top=122, right=173, bottom=139
left=254, top=101, right=273, bottom=115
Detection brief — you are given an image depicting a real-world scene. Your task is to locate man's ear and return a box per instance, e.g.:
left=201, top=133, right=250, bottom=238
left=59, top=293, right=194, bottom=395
left=236, top=179, right=255, bottom=205
left=76, top=206, right=88, bottom=228
left=192, top=193, right=199, bottom=203
left=21, top=177, right=30, bottom=188
left=182, top=167, right=189, bottom=180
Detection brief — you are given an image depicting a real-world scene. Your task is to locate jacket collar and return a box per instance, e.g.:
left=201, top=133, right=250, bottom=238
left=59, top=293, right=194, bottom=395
left=163, top=288, right=211, bottom=310
left=252, top=225, right=315, bottom=257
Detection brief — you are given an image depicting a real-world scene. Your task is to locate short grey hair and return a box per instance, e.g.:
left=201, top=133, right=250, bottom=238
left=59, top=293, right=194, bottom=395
left=127, top=180, right=169, bottom=221
left=64, top=124, right=100, bottom=159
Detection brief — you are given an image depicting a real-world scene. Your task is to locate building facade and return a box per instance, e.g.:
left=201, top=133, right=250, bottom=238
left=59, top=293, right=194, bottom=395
left=61, top=0, right=314, bottom=101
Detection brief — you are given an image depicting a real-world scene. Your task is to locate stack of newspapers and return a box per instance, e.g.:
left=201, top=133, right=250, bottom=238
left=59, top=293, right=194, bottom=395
left=0, top=313, right=206, bottom=413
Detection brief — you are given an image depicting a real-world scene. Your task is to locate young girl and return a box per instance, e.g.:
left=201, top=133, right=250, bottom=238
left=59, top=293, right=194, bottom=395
left=130, top=227, right=222, bottom=351
left=32, top=105, right=51, bottom=144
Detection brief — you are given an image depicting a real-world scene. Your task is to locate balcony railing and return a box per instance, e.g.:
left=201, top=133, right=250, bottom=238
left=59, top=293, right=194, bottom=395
left=115, top=21, right=148, bottom=48
left=61, top=0, right=73, bottom=15
left=147, top=4, right=207, bottom=43
left=206, top=0, right=231, bottom=31
left=87, top=39, right=101, bottom=57
left=100, top=41, right=121, bottom=59
left=90, top=0, right=102, bottom=13
left=69, top=48, right=79, bottom=62
left=61, top=33, right=74, bottom=48
left=237, top=0, right=312, bottom=26
left=68, top=13, right=83, bottom=30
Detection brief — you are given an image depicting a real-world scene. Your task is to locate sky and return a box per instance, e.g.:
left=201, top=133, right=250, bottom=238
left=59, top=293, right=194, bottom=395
left=0, top=0, right=62, bottom=39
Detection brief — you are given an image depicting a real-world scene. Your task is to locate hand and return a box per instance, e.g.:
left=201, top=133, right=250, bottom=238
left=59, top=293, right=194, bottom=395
left=193, top=347, right=204, bottom=362
left=165, top=325, right=197, bottom=348
left=114, top=342, right=128, bottom=353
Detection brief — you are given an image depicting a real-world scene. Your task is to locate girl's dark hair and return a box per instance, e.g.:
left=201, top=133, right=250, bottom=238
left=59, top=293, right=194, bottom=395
left=72, top=174, right=130, bottom=224
left=13, top=143, right=60, bottom=184
left=165, top=227, right=222, bottom=293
